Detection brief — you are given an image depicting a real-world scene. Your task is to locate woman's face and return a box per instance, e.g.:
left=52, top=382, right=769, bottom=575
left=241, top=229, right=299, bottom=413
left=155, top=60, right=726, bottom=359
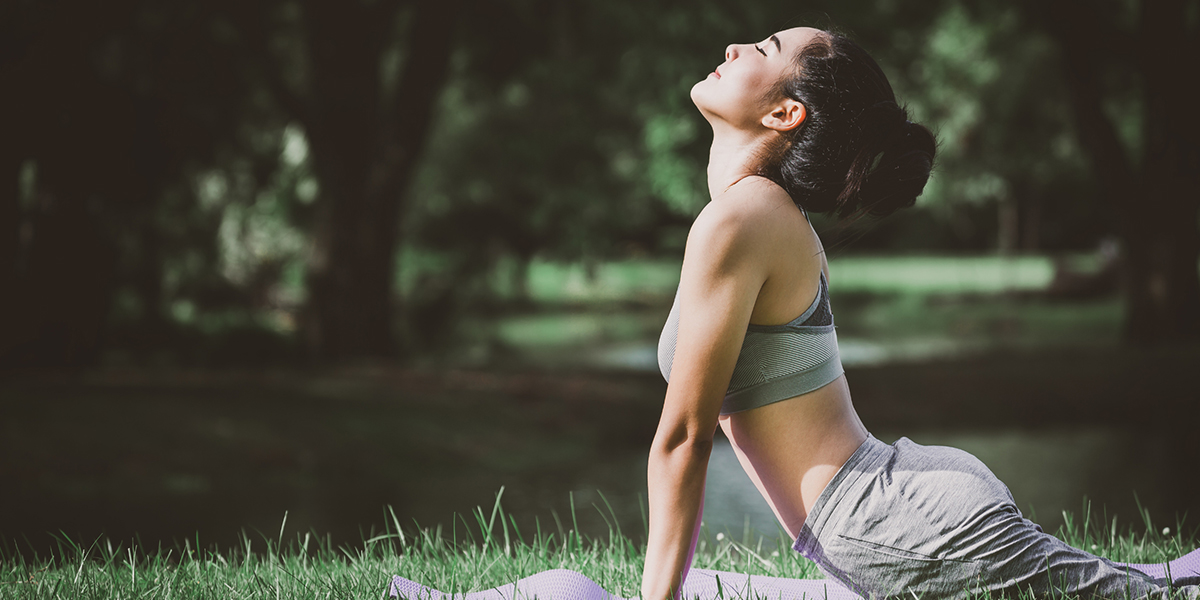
left=691, top=27, right=820, bottom=130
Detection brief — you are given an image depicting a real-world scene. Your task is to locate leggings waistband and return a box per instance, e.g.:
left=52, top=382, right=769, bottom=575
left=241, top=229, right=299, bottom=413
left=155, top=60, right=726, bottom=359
left=791, top=434, right=892, bottom=558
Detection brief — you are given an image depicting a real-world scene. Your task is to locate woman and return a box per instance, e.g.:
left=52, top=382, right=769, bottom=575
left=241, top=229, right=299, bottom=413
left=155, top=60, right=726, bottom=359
left=642, top=27, right=1197, bottom=600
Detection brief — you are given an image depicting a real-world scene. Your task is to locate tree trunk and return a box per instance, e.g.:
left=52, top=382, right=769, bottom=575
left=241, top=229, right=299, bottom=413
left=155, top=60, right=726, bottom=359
left=301, top=0, right=460, bottom=360
left=1133, top=0, right=1200, bottom=341
left=997, top=195, right=1018, bottom=255
left=1, top=31, right=27, bottom=359
left=0, top=154, right=16, bottom=277
left=1040, top=0, right=1200, bottom=343
left=0, top=152, right=20, bottom=359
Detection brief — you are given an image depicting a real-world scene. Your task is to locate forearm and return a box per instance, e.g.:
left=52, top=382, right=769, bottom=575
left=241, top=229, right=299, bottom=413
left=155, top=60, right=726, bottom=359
left=642, top=438, right=712, bottom=600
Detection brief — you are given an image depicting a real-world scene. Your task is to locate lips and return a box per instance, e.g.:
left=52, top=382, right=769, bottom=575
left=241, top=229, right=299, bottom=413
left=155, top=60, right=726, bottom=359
left=712, top=68, right=722, bottom=79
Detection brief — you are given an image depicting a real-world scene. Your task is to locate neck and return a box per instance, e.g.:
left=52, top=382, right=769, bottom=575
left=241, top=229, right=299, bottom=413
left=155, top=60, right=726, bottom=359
left=705, top=122, right=777, bottom=199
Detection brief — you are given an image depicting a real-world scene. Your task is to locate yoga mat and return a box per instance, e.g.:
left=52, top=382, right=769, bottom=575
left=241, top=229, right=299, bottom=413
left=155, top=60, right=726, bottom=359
left=389, top=549, right=1200, bottom=600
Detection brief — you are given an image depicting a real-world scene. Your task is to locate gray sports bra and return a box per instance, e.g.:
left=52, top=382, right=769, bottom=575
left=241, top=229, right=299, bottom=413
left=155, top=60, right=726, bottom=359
left=656, top=271, right=844, bottom=415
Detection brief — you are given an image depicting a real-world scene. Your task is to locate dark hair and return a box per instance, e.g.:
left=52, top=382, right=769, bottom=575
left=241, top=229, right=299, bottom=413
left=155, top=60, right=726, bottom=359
left=762, top=31, right=937, bottom=219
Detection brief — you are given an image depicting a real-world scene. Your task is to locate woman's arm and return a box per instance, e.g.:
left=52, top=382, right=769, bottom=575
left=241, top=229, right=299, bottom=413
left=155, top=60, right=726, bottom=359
left=641, top=193, right=770, bottom=600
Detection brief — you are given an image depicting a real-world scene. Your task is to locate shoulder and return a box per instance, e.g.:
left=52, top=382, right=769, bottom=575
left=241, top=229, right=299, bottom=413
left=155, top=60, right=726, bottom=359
left=687, top=176, right=797, bottom=263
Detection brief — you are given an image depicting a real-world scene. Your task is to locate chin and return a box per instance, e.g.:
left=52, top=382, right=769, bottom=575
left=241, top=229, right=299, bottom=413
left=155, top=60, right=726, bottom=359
left=689, top=80, right=714, bottom=113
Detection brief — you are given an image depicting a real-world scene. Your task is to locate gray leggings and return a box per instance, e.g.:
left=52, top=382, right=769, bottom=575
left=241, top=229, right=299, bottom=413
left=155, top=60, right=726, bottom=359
left=792, top=436, right=1199, bottom=599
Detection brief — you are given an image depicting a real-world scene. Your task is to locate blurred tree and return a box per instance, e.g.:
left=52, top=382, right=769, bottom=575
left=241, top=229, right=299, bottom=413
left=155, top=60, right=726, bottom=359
left=401, top=0, right=965, bottom=346
left=1, top=0, right=281, bottom=366
left=401, top=1, right=717, bottom=343
left=243, top=0, right=462, bottom=360
left=1024, top=0, right=1200, bottom=342
left=7, top=0, right=1185, bottom=365
left=895, top=3, right=1097, bottom=253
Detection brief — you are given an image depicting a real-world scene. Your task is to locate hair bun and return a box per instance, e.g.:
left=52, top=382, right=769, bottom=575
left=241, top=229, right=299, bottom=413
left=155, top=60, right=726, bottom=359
left=849, top=120, right=937, bottom=217
left=834, top=109, right=936, bottom=218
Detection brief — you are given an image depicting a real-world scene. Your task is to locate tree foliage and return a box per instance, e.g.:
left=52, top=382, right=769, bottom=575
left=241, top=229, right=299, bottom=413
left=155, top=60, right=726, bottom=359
left=2, top=0, right=1193, bottom=366
left=1017, top=0, right=1200, bottom=342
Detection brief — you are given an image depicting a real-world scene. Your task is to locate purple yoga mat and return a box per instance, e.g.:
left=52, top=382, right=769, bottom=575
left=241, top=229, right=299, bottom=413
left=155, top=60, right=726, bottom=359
left=389, top=549, right=1200, bottom=600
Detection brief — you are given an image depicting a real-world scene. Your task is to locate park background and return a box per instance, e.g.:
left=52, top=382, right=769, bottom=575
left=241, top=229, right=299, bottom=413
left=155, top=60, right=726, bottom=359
left=1, top=0, right=1198, bottom=562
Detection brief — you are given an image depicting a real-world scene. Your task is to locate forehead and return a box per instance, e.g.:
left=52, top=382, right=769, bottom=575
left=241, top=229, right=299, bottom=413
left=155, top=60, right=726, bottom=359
left=773, top=27, right=822, bottom=53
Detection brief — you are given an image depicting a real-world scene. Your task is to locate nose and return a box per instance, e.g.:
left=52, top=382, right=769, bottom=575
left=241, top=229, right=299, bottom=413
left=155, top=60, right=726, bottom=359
left=725, top=44, right=739, bottom=61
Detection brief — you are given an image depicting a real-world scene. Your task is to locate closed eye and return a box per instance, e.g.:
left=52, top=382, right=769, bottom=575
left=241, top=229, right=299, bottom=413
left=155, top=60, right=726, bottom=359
left=755, top=44, right=767, bottom=57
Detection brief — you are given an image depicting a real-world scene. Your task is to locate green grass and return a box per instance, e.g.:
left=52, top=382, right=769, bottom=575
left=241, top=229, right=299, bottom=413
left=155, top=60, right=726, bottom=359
left=1, top=493, right=1194, bottom=600
left=517, top=255, right=1081, bottom=304
left=524, top=259, right=682, bottom=303
left=469, top=254, right=1123, bottom=367
left=826, top=255, right=1057, bottom=294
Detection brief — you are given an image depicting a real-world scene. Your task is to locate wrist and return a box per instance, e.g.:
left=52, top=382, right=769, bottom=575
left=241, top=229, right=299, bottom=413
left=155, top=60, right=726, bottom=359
left=640, top=578, right=673, bottom=600
left=641, top=579, right=680, bottom=600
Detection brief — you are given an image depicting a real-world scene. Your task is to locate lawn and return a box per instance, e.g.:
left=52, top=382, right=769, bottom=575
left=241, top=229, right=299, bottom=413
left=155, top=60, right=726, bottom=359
left=1, top=495, right=1194, bottom=600
left=469, top=254, right=1123, bottom=369
left=517, top=254, right=1070, bottom=303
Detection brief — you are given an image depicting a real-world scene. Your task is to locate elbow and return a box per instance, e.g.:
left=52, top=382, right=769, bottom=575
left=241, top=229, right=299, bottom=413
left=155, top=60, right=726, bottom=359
left=646, top=425, right=714, bottom=491
left=650, top=431, right=714, bottom=461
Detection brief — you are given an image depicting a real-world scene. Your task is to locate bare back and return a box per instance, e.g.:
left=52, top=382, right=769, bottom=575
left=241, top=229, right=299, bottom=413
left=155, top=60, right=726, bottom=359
left=713, top=176, right=868, bottom=540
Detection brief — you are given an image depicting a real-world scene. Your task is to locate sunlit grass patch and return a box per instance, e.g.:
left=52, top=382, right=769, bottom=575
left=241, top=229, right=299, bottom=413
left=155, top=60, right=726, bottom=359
left=827, top=255, right=1057, bottom=294
left=476, top=255, right=1122, bottom=369
left=519, top=255, right=1078, bottom=304
left=525, top=259, right=683, bottom=304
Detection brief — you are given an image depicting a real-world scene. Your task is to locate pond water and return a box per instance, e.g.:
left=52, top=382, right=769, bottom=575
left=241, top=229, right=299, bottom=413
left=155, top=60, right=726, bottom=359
left=1, top=372, right=1193, bottom=558
left=700, top=425, right=1192, bottom=545
left=541, top=336, right=997, bottom=372
left=4, top=302, right=1194, bottom=559
left=441, top=420, right=1195, bottom=551
left=486, top=314, right=1193, bottom=545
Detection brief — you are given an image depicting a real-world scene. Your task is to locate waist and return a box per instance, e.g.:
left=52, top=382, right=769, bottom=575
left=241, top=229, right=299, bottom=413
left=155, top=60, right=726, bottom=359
left=718, top=377, right=868, bottom=537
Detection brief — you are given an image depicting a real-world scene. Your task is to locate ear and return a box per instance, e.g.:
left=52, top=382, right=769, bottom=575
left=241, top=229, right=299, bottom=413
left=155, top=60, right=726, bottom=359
left=762, top=99, right=806, bottom=132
